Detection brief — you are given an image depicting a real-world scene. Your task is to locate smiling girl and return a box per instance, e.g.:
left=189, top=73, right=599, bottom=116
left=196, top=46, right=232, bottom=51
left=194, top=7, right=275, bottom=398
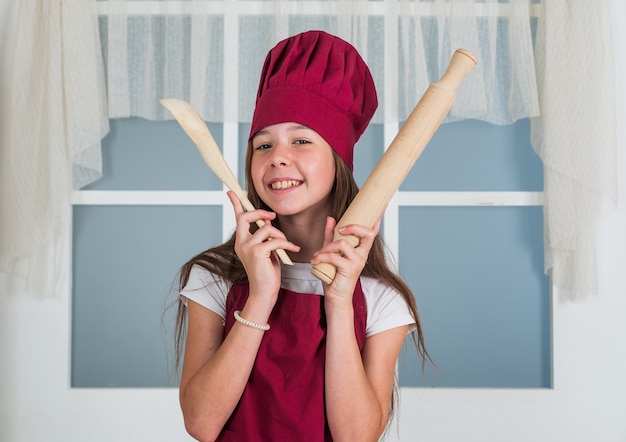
left=174, top=30, right=429, bottom=442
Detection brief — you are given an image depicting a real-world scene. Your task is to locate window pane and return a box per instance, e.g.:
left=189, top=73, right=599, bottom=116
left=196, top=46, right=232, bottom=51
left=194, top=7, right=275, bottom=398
left=401, top=118, right=543, bottom=191
left=72, top=205, right=223, bottom=387
left=398, top=206, right=551, bottom=388
left=83, top=118, right=224, bottom=191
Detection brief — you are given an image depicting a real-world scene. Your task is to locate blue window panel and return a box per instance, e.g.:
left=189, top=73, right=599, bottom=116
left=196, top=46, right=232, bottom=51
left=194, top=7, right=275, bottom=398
left=72, top=118, right=548, bottom=389
left=401, top=119, right=543, bottom=191
left=397, top=206, right=551, bottom=388
left=72, top=205, right=223, bottom=387
left=83, top=117, right=224, bottom=191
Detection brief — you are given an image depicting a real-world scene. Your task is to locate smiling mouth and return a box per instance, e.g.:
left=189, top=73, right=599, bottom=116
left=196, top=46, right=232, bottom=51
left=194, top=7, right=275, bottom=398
left=269, top=180, right=301, bottom=190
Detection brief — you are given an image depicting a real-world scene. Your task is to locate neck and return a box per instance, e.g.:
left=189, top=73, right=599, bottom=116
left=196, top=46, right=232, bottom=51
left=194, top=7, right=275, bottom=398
left=276, top=213, right=328, bottom=263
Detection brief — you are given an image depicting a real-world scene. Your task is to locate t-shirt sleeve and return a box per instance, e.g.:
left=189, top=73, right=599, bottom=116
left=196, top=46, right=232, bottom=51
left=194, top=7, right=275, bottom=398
left=362, top=277, right=417, bottom=337
left=179, top=265, right=230, bottom=320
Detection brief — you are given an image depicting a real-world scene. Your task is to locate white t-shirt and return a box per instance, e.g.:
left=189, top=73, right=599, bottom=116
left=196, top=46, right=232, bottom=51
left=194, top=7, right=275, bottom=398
left=180, top=262, right=416, bottom=337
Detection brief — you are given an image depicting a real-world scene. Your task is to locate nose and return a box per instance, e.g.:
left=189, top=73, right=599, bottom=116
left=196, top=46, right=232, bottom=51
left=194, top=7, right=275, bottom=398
left=269, top=141, right=290, bottom=167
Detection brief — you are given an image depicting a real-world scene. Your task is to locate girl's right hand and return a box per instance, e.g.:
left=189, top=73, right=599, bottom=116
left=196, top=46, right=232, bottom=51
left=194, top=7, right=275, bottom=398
left=227, top=191, right=300, bottom=305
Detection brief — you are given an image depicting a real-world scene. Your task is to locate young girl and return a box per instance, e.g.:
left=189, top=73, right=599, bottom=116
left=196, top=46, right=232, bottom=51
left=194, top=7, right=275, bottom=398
left=175, top=30, right=429, bottom=442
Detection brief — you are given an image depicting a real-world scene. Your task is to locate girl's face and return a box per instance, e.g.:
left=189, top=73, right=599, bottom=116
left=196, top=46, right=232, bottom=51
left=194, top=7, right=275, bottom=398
left=250, top=122, right=336, bottom=218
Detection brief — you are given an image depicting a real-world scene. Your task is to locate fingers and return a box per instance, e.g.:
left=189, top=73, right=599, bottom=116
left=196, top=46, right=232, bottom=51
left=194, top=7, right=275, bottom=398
left=335, top=221, right=379, bottom=253
left=226, top=191, right=300, bottom=257
left=227, top=191, right=276, bottom=227
left=322, top=216, right=337, bottom=246
left=226, top=190, right=245, bottom=216
left=312, top=221, right=379, bottom=303
left=311, top=220, right=379, bottom=273
left=338, top=223, right=379, bottom=248
left=227, top=190, right=275, bottom=232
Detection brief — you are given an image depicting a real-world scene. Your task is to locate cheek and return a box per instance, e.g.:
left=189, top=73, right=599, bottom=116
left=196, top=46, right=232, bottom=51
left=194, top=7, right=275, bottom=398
left=316, top=154, right=336, bottom=190
left=302, top=157, right=336, bottom=202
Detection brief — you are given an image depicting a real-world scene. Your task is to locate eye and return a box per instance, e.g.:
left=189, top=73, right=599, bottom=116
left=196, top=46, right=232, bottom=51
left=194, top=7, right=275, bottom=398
left=294, top=139, right=311, bottom=146
left=254, top=142, right=272, bottom=151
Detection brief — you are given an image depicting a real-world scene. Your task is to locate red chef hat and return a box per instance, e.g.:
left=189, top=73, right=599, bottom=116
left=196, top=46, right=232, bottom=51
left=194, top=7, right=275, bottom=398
left=249, top=30, right=378, bottom=170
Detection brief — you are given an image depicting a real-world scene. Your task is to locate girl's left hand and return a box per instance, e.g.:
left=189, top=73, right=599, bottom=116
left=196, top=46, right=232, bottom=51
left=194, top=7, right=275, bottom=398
left=311, top=216, right=381, bottom=308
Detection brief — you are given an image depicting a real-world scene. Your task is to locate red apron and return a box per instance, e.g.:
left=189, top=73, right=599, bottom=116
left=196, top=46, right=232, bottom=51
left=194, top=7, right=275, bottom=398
left=218, top=280, right=367, bottom=442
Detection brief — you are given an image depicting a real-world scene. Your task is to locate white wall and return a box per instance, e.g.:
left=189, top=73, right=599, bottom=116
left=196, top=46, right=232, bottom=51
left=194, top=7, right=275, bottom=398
left=1, top=1, right=625, bottom=441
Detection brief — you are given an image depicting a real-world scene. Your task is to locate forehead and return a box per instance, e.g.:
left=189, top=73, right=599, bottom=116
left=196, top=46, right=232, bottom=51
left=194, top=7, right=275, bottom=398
left=252, top=122, right=317, bottom=137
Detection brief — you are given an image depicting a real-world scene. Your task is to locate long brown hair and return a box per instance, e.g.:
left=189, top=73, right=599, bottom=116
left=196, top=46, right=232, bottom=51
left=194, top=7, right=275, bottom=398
left=173, top=141, right=431, bottom=419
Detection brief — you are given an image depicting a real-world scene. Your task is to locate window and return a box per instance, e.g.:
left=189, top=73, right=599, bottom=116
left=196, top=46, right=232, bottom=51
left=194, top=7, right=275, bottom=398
left=71, top=118, right=550, bottom=388
left=71, top=1, right=549, bottom=389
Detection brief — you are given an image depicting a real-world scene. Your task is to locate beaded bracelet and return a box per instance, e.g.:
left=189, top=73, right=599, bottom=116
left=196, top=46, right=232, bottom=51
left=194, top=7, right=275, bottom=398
left=234, top=310, right=270, bottom=331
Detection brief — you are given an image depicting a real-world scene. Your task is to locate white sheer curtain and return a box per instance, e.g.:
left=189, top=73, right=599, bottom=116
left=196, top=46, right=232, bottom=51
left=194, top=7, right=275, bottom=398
left=0, top=0, right=108, bottom=297
left=0, top=0, right=617, bottom=301
left=101, top=0, right=540, bottom=125
left=531, top=0, right=617, bottom=300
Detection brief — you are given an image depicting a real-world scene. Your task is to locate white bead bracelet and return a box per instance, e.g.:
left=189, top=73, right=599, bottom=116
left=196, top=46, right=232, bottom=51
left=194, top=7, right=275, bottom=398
left=234, top=310, right=270, bottom=331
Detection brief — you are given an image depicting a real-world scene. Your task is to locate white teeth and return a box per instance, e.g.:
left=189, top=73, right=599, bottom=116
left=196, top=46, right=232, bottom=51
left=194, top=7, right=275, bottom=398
left=270, top=180, right=299, bottom=190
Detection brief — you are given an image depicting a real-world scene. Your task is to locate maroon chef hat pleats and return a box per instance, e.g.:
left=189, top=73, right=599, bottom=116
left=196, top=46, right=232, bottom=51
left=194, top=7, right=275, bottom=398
left=249, top=30, right=378, bottom=170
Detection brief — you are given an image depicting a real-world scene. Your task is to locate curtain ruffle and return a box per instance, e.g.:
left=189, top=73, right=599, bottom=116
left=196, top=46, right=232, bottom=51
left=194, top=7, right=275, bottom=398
left=101, top=0, right=540, bottom=126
